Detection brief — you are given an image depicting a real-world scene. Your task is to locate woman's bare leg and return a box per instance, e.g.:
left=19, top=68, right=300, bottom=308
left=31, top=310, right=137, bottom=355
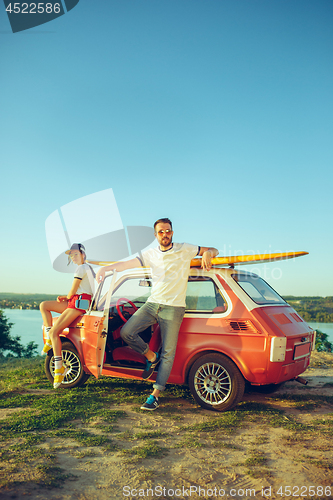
left=40, top=300, right=69, bottom=355
left=49, top=308, right=83, bottom=358
left=51, top=308, right=84, bottom=389
left=40, top=300, right=68, bottom=327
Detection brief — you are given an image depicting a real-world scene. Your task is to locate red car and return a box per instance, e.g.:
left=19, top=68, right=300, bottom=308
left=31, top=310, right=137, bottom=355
left=43, top=266, right=315, bottom=411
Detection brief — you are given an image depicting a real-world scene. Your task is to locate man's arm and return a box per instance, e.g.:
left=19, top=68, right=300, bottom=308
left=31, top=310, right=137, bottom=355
left=198, top=246, right=219, bottom=271
left=96, top=257, right=142, bottom=283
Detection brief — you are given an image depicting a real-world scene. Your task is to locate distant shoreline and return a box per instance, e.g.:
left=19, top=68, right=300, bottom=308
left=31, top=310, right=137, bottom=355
left=2, top=293, right=332, bottom=323
left=0, top=293, right=57, bottom=311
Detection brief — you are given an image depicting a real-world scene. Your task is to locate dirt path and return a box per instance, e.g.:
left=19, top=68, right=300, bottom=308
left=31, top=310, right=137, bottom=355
left=1, top=365, right=333, bottom=500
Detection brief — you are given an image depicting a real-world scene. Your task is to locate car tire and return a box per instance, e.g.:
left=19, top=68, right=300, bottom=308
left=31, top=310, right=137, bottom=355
left=45, top=342, right=90, bottom=389
left=188, top=353, right=245, bottom=412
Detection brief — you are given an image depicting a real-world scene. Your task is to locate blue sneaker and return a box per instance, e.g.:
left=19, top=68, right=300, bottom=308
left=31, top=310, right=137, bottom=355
left=142, top=352, right=160, bottom=380
left=140, top=394, right=159, bottom=411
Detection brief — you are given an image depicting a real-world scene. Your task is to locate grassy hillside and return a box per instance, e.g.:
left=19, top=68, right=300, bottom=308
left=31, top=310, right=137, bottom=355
left=0, top=353, right=332, bottom=493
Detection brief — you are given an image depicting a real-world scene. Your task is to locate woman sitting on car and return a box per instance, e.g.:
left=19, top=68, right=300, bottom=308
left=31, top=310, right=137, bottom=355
left=39, top=243, right=94, bottom=389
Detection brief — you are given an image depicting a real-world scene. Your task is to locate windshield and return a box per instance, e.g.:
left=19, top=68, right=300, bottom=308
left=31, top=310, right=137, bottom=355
left=232, top=273, right=286, bottom=305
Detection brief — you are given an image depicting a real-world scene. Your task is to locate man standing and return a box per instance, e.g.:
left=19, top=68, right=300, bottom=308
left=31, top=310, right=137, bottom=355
left=96, top=218, right=218, bottom=410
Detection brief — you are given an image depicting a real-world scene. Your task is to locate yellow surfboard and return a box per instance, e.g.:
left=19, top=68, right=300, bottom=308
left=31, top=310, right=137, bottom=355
left=88, top=251, right=308, bottom=268
left=190, top=251, right=308, bottom=267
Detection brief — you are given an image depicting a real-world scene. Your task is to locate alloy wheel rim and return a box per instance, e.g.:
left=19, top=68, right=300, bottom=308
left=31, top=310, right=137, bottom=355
left=50, top=350, right=81, bottom=385
left=194, top=362, right=232, bottom=404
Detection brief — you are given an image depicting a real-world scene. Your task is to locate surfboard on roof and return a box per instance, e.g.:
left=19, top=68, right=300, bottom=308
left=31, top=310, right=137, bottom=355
left=88, top=251, right=309, bottom=268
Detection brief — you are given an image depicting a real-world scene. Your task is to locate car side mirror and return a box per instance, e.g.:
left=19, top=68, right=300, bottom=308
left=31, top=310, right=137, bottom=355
left=139, top=280, right=152, bottom=287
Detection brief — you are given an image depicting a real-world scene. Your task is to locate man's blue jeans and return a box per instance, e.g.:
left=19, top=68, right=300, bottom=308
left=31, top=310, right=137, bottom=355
left=120, top=301, right=185, bottom=392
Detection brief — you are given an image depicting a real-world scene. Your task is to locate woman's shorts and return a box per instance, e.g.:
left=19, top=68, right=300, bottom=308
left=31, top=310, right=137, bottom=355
left=68, top=293, right=92, bottom=311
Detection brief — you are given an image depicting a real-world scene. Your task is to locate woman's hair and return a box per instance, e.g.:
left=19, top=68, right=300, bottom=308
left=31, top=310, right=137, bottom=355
left=79, top=249, right=87, bottom=261
left=66, top=243, right=95, bottom=278
left=67, top=243, right=86, bottom=266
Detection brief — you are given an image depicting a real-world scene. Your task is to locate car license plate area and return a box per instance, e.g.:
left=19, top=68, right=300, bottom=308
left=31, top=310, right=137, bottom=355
left=293, top=342, right=311, bottom=360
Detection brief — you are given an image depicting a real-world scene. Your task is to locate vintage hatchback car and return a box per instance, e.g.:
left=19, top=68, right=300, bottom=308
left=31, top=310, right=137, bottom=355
left=43, top=266, right=315, bottom=411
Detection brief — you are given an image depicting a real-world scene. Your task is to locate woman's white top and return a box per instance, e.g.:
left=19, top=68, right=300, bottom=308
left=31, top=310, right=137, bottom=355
left=74, top=263, right=95, bottom=296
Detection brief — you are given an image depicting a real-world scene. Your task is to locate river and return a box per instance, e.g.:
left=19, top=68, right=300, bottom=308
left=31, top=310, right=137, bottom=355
left=1, top=309, right=333, bottom=355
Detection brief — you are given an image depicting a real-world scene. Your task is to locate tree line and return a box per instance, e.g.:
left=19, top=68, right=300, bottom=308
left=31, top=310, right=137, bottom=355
left=283, top=296, right=333, bottom=323
left=0, top=293, right=56, bottom=310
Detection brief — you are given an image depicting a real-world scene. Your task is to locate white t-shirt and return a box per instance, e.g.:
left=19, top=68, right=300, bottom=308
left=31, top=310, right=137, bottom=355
left=74, top=263, right=95, bottom=296
left=139, top=243, right=199, bottom=307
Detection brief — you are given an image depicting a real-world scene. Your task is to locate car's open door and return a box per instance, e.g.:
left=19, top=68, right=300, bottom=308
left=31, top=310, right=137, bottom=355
left=81, top=272, right=117, bottom=378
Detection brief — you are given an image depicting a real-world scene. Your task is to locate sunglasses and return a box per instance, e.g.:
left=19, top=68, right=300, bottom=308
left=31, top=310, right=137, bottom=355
left=157, top=230, right=172, bottom=235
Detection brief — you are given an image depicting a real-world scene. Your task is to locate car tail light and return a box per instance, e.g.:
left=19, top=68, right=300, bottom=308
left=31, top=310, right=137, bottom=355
left=270, top=337, right=286, bottom=362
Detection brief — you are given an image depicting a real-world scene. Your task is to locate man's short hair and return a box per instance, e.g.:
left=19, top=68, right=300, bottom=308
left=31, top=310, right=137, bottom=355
left=154, top=218, right=173, bottom=231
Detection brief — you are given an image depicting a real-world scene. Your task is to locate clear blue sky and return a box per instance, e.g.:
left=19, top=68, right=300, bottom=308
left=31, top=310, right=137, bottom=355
left=1, top=0, right=332, bottom=296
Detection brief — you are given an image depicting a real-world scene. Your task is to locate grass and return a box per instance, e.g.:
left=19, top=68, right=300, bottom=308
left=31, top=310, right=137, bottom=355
left=301, top=455, right=333, bottom=470
left=1, top=354, right=333, bottom=493
left=0, top=357, right=47, bottom=392
left=0, top=359, right=131, bottom=489
left=213, top=441, right=242, bottom=450
left=174, top=436, right=203, bottom=448
left=136, top=468, right=157, bottom=481
left=74, top=450, right=98, bottom=458
left=182, top=411, right=243, bottom=433
left=134, top=430, right=168, bottom=440
left=121, top=440, right=167, bottom=460
left=244, top=450, right=268, bottom=466
left=180, top=400, right=318, bottom=435
left=308, top=351, right=333, bottom=368
left=246, top=468, right=272, bottom=478
left=254, top=435, right=269, bottom=445
left=270, top=392, right=333, bottom=406
left=35, top=464, right=75, bottom=488
left=235, top=449, right=274, bottom=479
left=49, top=429, right=116, bottom=448
left=0, top=383, right=129, bottom=439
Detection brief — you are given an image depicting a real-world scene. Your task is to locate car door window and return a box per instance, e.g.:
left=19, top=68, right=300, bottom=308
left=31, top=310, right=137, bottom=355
left=91, top=274, right=113, bottom=311
left=92, top=276, right=151, bottom=312
left=185, top=277, right=227, bottom=313
left=112, top=278, right=151, bottom=308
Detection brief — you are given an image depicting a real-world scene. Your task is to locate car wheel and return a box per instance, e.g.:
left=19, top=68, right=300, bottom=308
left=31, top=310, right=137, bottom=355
left=45, top=342, right=90, bottom=389
left=188, top=353, right=245, bottom=412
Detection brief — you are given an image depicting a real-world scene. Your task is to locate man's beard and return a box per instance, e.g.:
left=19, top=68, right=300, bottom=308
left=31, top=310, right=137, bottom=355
left=160, top=236, right=172, bottom=248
